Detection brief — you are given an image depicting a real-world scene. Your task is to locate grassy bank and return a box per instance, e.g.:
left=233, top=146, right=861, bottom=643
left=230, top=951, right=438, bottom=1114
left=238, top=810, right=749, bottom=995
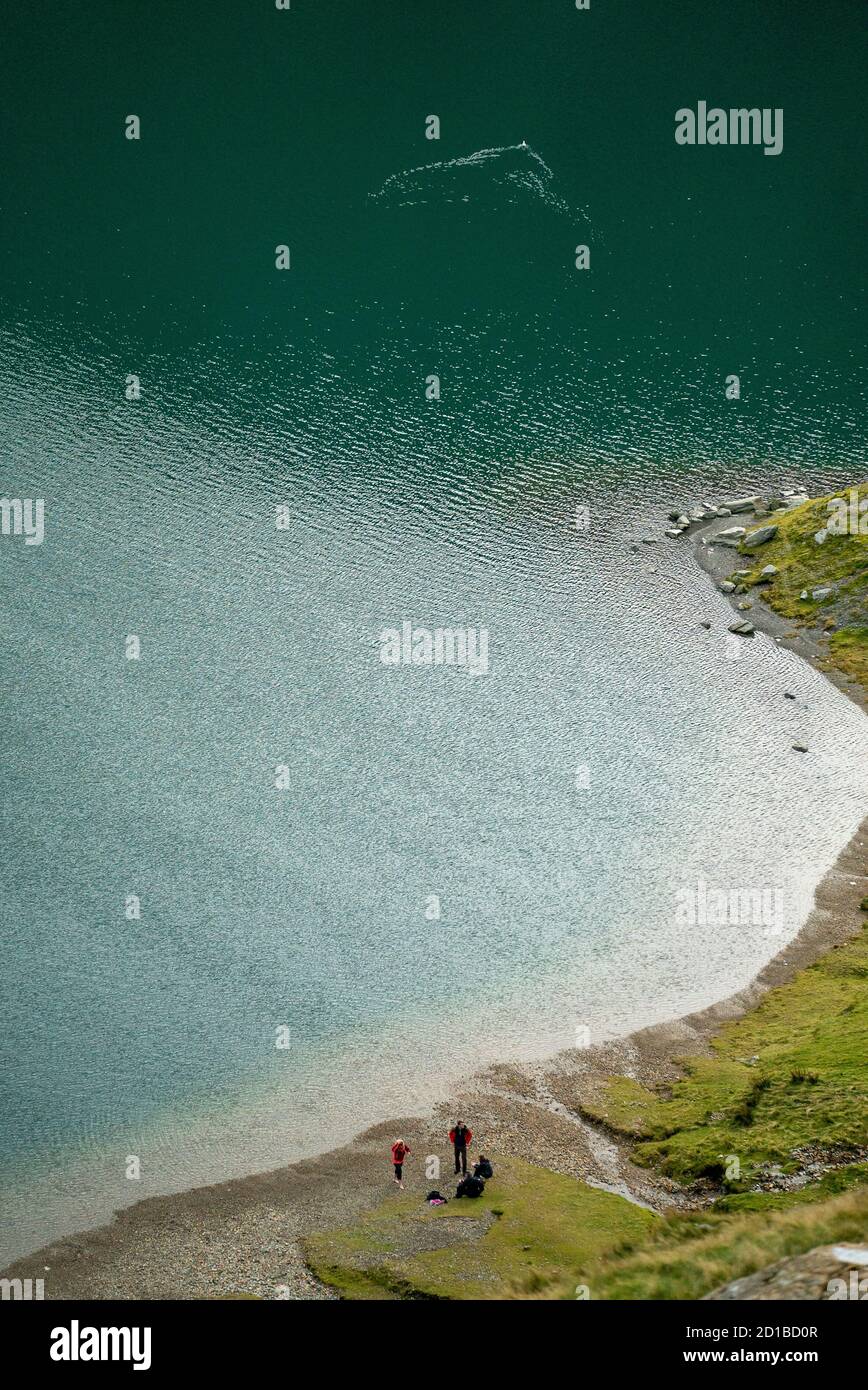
left=575, top=921, right=868, bottom=1186
left=736, top=483, right=868, bottom=685
left=305, top=1157, right=655, bottom=1300
left=306, top=1162, right=868, bottom=1302
left=304, top=911, right=868, bottom=1299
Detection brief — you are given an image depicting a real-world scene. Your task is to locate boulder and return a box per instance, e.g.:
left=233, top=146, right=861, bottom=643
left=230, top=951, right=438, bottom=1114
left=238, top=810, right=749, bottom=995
left=728, top=620, right=755, bottom=636
left=814, top=528, right=828, bottom=545
left=792, top=743, right=809, bottom=753
left=742, top=524, right=778, bottom=548
left=760, top=564, right=778, bottom=578
left=711, top=527, right=747, bottom=548
left=811, top=587, right=834, bottom=601
left=721, top=496, right=762, bottom=513
left=719, top=581, right=736, bottom=594
left=704, top=1243, right=868, bottom=1299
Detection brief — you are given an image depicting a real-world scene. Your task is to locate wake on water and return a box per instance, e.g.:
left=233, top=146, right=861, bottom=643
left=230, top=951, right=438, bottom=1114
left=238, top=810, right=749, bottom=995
left=370, top=142, right=590, bottom=225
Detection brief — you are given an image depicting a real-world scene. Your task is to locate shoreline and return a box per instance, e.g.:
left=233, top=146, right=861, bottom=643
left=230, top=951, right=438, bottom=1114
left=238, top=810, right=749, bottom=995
left=4, top=816, right=864, bottom=1299
left=686, top=506, right=868, bottom=716
left=4, top=495, right=867, bottom=1299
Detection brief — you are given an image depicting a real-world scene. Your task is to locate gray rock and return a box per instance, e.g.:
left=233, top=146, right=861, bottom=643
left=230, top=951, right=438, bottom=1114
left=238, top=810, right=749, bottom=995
left=760, top=564, right=778, bottom=577
left=717, top=507, right=732, bottom=516
left=814, top=528, right=828, bottom=545
left=742, top=524, right=778, bottom=548
left=728, top=620, right=755, bottom=636
left=811, top=587, right=834, bottom=601
left=711, top=526, right=747, bottom=548
left=719, top=581, right=736, bottom=594
left=721, top=496, right=762, bottom=513
left=665, top=528, right=682, bottom=538
left=699, top=621, right=712, bottom=630
left=792, top=743, right=809, bottom=753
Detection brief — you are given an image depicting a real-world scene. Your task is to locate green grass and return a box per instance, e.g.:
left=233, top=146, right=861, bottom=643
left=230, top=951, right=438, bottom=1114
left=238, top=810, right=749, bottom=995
left=304, top=1156, right=656, bottom=1300
left=559, top=1184, right=868, bottom=1301
left=828, top=625, right=868, bottom=686
left=575, top=923, right=868, bottom=1187
left=736, top=484, right=868, bottom=684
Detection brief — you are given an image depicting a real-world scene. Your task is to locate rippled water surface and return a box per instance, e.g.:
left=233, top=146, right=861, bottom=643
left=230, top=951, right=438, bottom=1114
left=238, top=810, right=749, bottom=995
left=1, top=0, right=865, bottom=1263
left=2, top=307, right=866, bottom=1262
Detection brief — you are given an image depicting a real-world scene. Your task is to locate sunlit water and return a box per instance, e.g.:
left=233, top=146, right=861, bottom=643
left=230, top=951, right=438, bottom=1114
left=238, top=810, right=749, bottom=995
left=1, top=300, right=866, bottom=1264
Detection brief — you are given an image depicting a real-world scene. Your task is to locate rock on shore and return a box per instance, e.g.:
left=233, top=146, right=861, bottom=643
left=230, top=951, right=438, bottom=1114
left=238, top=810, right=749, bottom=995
left=706, top=1244, right=868, bottom=1301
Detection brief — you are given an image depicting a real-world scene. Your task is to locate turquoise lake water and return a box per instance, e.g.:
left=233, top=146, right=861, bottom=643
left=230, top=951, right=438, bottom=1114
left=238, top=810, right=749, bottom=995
left=1, top=1, right=865, bottom=1261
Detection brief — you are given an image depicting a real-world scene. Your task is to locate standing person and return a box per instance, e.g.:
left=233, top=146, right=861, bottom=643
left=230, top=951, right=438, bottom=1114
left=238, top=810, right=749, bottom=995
left=448, top=1121, right=472, bottom=1175
left=391, top=1138, right=410, bottom=1189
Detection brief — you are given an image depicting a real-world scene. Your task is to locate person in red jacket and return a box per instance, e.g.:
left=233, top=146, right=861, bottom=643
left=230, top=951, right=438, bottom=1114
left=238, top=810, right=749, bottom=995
left=448, top=1122, right=472, bottom=1175
left=391, top=1138, right=410, bottom=1188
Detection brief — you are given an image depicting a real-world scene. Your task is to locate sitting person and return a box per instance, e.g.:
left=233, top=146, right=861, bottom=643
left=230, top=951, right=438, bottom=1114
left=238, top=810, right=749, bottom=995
left=455, top=1172, right=485, bottom=1199
left=473, top=1154, right=493, bottom=1180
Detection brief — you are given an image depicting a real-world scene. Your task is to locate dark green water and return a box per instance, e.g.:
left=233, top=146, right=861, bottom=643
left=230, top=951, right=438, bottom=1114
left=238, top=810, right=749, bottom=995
left=1, top=2, right=865, bottom=1261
